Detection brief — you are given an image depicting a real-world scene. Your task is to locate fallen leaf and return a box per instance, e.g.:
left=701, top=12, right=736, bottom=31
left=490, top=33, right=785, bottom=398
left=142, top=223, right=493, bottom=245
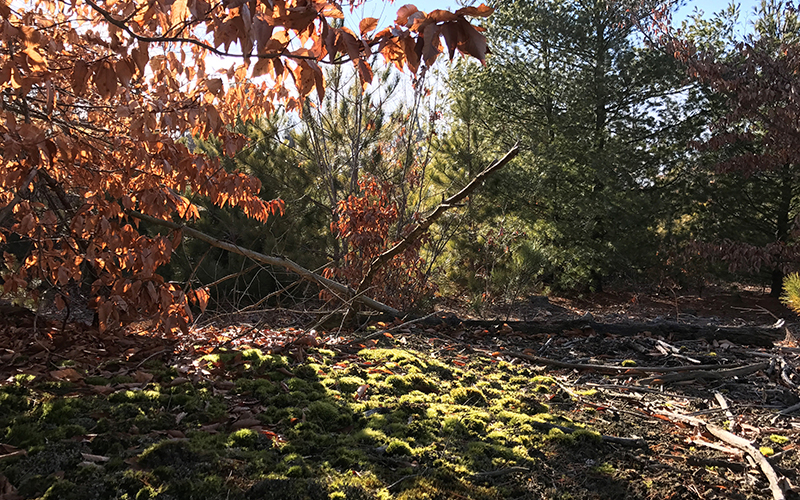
left=354, top=384, right=369, bottom=400
left=49, top=368, right=83, bottom=382
left=0, top=473, right=21, bottom=500
left=90, top=385, right=114, bottom=396
left=231, top=418, right=261, bottom=430
left=134, top=371, right=154, bottom=383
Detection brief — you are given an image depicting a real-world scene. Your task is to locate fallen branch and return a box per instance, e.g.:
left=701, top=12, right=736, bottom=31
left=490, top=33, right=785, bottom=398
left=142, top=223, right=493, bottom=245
left=128, top=211, right=401, bottom=317
left=357, top=145, right=520, bottom=294
left=528, top=420, right=648, bottom=448
left=706, top=425, right=786, bottom=500
left=639, top=362, right=769, bottom=385
left=505, top=350, right=746, bottom=375
left=779, top=401, right=800, bottom=415
left=657, top=411, right=786, bottom=500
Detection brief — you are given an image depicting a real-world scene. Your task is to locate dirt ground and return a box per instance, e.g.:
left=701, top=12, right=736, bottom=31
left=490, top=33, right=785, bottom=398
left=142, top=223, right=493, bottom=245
left=0, top=286, right=798, bottom=499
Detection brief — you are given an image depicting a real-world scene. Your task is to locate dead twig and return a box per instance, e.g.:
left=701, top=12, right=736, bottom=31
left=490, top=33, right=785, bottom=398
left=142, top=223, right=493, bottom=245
left=505, top=350, right=747, bottom=375
left=128, top=210, right=401, bottom=317
left=639, top=362, right=769, bottom=385
left=657, top=411, right=787, bottom=500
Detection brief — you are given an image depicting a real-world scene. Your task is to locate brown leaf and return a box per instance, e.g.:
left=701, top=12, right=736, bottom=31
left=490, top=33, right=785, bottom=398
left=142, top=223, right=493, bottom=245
left=205, top=78, right=223, bottom=94
left=0, top=473, right=22, bottom=500
left=421, top=24, right=442, bottom=67
left=70, top=60, right=90, bottom=95
left=318, top=3, right=343, bottom=19
left=396, top=4, right=419, bottom=27
left=357, top=59, right=373, bottom=86
left=455, top=4, right=494, bottom=17
left=231, top=418, right=261, bottom=430
left=455, top=19, right=489, bottom=63
left=359, top=17, right=378, bottom=36
left=115, top=57, right=135, bottom=87
left=80, top=453, right=110, bottom=463
left=133, top=371, right=154, bottom=383
left=49, top=368, right=83, bottom=382
left=90, top=385, right=114, bottom=396
left=427, top=10, right=458, bottom=23
left=354, top=384, right=369, bottom=400
left=93, top=60, right=117, bottom=100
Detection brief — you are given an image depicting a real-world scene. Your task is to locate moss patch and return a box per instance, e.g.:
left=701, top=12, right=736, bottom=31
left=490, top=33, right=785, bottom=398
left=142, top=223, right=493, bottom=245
left=0, top=343, right=602, bottom=499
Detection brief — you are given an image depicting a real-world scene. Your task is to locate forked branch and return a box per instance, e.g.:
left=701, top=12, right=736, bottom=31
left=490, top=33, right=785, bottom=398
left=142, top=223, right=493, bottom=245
left=129, top=211, right=401, bottom=317
left=356, top=145, right=520, bottom=294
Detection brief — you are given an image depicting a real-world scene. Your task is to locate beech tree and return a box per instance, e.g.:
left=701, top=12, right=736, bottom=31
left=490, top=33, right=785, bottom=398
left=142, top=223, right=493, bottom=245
left=0, top=0, right=493, bottom=332
left=662, top=0, right=800, bottom=296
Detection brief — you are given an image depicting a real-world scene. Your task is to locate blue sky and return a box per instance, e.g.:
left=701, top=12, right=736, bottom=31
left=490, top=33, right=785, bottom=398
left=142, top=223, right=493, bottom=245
left=356, top=0, right=764, bottom=28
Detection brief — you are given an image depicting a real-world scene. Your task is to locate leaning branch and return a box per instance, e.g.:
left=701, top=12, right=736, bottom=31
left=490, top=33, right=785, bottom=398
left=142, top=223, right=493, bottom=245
left=357, top=145, right=520, bottom=294
left=128, top=211, right=401, bottom=317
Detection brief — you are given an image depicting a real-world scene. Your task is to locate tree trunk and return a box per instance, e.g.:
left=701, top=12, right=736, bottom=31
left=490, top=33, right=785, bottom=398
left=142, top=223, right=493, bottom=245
left=770, top=170, right=793, bottom=297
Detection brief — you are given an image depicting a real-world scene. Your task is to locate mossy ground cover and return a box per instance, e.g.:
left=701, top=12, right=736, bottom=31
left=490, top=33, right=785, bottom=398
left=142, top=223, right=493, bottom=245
left=0, top=339, right=622, bottom=499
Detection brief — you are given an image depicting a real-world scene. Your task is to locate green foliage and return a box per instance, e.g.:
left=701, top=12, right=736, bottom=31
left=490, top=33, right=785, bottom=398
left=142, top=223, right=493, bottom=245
left=781, top=272, right=800, bottom=314
left=433, top=0, right=700, bottom=294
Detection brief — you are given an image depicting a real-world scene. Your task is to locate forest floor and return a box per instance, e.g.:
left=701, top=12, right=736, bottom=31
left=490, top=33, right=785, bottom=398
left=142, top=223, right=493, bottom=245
left=0, top=285, right=798, bottom=500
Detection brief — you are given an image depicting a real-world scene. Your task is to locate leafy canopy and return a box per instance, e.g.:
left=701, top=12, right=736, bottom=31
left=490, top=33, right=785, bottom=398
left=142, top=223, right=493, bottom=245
left=0, top=0, right=492, bottom=332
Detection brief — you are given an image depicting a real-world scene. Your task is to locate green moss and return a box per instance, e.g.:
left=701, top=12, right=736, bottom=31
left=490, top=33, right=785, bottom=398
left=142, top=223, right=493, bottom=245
left=572, top=429, right=603, bottom=444
left=84, top=376, right=110, bottom=386
left=759, top=446, right=774, bottom=456
left=592, top=462, right=616, bottom=475
left=138, top=439, right=197, bottom=468
left=0, top=390, right=29, bottom=414
left=385, top=439, right=413, bottom=456
left=450, top=387, right=487, bottom=406
left=41, top=479, right=76, bottom=499
left=227, top=428, right=260, bottom=448
left=5, top=422, right=44, bottom=447
left=769, top=434, right=789, bottom=444
left=14, top=373, right=36, bottom=384
left=545, top=428, right=574, bottom=443
left=306, top=400, right=352, bottom=431
left=325, top=376, right=366, bottom=394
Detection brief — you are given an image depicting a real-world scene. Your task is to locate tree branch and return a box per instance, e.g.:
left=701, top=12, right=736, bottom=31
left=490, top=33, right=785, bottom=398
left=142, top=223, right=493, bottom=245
left=356, top=145, right=520, bottom=294
left=127, top=210, right=401, bottom=317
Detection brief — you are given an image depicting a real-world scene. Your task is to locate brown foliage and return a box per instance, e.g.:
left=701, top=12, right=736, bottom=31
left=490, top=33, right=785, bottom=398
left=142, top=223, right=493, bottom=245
left=322, top=177, right=433, bottom=311
left=0, top=1, right=491, bottom=333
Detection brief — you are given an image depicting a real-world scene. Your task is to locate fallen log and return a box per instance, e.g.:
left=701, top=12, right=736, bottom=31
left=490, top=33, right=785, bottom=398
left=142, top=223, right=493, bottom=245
left=450, top=318, right=784, bottom=347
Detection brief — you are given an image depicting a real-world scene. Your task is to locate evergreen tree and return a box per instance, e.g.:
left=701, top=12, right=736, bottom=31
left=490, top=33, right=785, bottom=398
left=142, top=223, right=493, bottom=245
left=676, top=0, right=800, bottom=296
left=440, top=0, right=699, bottom=292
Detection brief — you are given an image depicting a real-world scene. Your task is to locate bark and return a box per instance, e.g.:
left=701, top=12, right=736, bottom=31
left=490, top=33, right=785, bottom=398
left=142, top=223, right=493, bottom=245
left=128, top=211, right=401, bottom=317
